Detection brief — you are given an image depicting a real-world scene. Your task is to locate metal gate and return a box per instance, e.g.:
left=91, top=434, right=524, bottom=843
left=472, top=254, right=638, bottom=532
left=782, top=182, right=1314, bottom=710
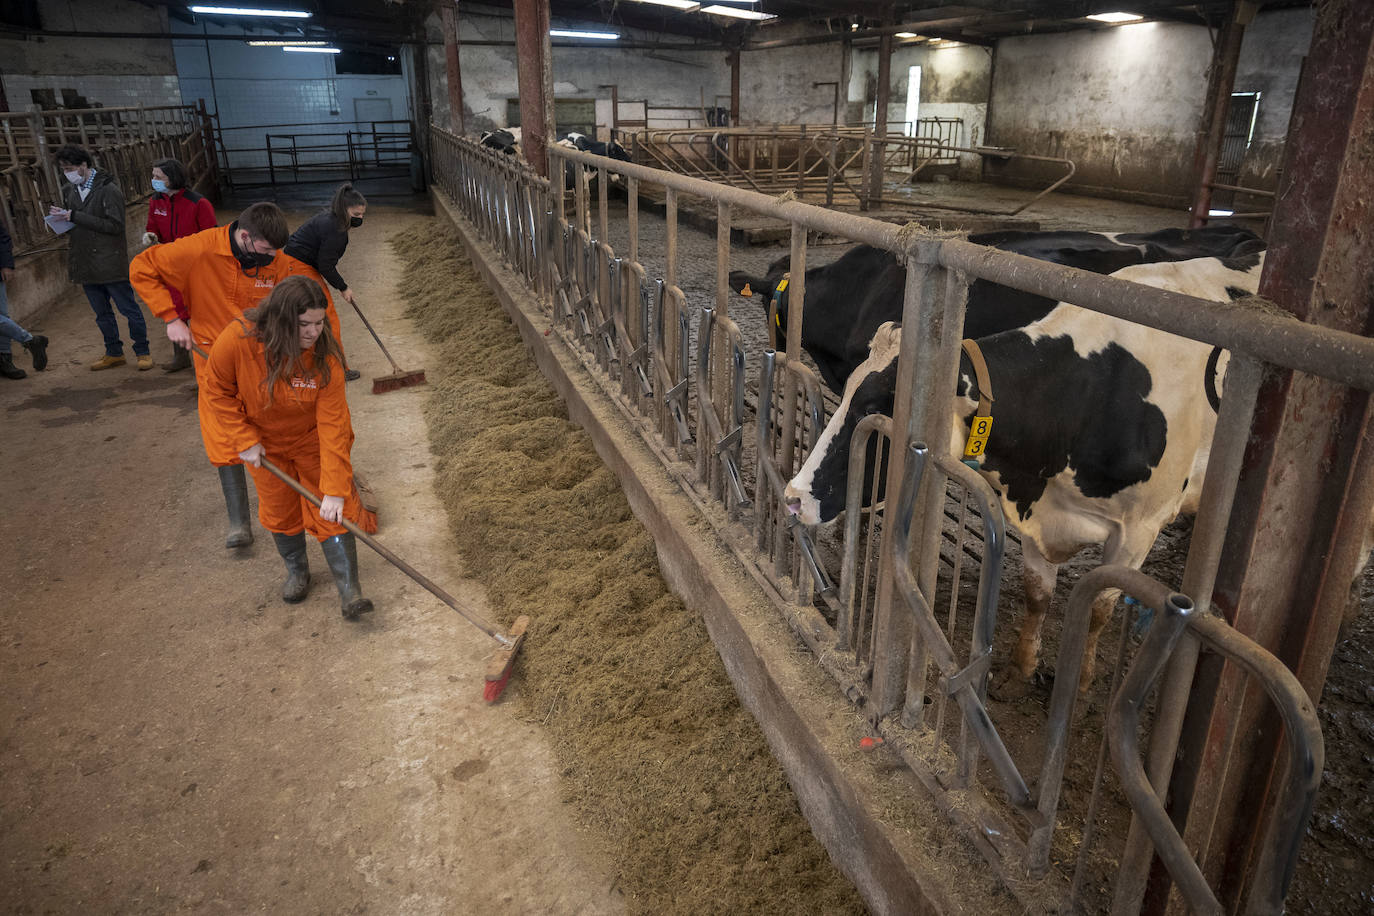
left=427, top=124, right=1374, bottom=914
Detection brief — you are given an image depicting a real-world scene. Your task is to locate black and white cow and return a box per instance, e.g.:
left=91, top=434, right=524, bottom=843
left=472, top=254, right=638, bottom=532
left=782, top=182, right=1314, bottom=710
left=728, top=226, right=1265, bottom=393
left=786, top=252, right=1266, bottom=691
left=479, top=127, right=522, bottom=156
left=553, top=132, right=632, bottom=190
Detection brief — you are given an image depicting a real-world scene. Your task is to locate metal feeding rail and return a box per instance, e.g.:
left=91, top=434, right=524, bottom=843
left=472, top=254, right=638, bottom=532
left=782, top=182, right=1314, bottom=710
left=428, top=123, right=1370, bottom=913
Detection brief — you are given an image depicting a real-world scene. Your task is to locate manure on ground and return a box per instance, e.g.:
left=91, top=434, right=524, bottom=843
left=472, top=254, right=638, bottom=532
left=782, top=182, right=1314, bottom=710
left=391, top=222, right=868, bottom=915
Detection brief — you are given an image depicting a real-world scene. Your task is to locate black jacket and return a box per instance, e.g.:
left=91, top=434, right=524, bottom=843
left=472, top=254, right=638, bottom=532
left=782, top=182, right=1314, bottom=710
left=0, top=218, right=14, bottom=271
left=283, top=210, right=350, bottom=292
left=59, top=170, right=129, bottom=285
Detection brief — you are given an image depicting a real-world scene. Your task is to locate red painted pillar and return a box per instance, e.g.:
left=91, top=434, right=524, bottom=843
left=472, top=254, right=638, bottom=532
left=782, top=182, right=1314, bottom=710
left=440, top=1, right=464, bottom=134
left=1187, top=3, right=1255, bottom=228
left=1162, top=2, right=1374, bottom=911
left=511, top=0, right=554, bottom=179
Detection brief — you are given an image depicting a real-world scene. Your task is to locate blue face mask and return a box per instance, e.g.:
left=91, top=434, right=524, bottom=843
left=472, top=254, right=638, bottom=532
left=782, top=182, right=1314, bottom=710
left=151, top=179, right=168, bottom=194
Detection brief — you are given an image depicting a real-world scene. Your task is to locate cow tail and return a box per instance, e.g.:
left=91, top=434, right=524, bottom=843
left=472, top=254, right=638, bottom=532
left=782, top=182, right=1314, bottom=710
left=1205, top=346, right=1224, bottom=413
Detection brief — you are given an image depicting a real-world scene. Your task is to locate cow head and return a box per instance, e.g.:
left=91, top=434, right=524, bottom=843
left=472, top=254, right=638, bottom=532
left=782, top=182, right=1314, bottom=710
left=785, top=322, right=902, bottom=525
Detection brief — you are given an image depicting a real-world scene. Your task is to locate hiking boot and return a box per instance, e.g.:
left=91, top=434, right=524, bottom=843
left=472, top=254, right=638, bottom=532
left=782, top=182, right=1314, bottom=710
left=320, top=533, right=374, bottom=620
left=0, top=354, right=26, bottom=379
left=22, top=335, right=48, bottom=371
left=136, top=353, right=154, bottom=371
left=162, top=343, right=192, bottom=373
left=272, top=531, right=311, bottom=603
left=90, top=354, right=126, bottom=371
left=217, top=464, right=254, bottom=548
left=344, top=368, right=361, bottom=381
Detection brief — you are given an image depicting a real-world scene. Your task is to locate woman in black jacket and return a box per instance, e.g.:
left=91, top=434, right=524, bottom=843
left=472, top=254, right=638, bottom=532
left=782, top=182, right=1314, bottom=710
left=283, top=183, right=367, bottom=380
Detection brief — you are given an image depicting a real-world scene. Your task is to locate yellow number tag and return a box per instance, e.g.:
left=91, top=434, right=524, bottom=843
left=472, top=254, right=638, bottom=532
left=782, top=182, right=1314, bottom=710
left=963, top=415, right=993, bottom=459
left=775, top=277, right=789, bottom=294
left=773, top=277, right=789, bottom=328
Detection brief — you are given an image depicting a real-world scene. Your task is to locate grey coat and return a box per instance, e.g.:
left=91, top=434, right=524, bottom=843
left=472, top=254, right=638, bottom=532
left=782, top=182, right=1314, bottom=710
left=60, top=170, right=129, bottom=285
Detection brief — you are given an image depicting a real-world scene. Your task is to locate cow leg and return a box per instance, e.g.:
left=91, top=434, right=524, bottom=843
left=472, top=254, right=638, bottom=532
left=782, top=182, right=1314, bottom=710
left=1014, top=540, right=1058, bottom=678
left=1080, top=529, right=1156, bottom=693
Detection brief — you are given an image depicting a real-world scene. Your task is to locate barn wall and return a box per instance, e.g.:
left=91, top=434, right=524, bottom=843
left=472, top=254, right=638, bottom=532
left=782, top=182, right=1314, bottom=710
left=1232, top=8, right=1312, bottom=190
left=425, top=12, right=727, bottom=139
left=986, top=9, right=1311, bottom=208
left=171, top=20, right=411, bottom=170
left=738, top=42, right=848, bottom=126
left=848, top=42, right=992, bottom=178
left=0, top=0, right=180, bottom=110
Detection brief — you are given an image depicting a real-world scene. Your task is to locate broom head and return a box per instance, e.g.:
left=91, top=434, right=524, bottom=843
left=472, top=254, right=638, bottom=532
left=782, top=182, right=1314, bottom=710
left=372, top=368, right=427, bottom=395
left=483, top=615, right=530, bottom=703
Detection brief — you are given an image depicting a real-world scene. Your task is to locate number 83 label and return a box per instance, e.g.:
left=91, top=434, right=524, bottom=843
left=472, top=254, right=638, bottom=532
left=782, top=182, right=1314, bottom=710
left=963, top=415, right=993, bottom=459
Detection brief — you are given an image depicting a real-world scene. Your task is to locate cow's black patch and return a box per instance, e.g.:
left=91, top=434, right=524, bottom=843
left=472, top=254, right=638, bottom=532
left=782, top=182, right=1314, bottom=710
left=971, top=333, right=1168, bottom=521
left=806, top=358, right=899, bottom=521
left=730, top=226, right=1264, bottom=394
left=1225, top=286, right=1250, bottom=301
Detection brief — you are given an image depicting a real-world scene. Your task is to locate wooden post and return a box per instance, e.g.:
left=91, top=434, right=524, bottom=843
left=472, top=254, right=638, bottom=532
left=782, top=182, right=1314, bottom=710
left=1162, top=4, right=1374, bottom=912
left=511, top=0, right=554, bottom=179
left=440, top=1, right=465, bottom=135
left=1187, top=2, right=1256, bottom=227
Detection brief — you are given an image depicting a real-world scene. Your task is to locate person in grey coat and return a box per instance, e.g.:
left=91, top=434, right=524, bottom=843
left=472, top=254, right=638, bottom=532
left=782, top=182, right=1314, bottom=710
left=50, top=145, right=152, bottom=371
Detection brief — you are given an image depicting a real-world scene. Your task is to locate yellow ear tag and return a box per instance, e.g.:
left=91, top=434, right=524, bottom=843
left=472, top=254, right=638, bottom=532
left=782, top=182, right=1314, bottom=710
left=740, top=283, right=753, bottom=297
left=963, top=415, right=993, bottom=460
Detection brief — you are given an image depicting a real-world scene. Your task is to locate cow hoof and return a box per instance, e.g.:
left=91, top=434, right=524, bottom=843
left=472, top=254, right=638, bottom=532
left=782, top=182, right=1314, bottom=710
left=989, top=665, right=1037, bottom=702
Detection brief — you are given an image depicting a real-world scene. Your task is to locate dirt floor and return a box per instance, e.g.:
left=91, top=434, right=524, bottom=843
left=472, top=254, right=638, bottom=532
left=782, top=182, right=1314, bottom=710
left=0, top=205, right=631, bottom=914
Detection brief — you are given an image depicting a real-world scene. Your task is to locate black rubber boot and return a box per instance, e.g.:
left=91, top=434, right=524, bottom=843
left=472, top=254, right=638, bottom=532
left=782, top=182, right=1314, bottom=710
left=272, top=531, right=311, bottom=603
left=22, top=335, right=47, bottom=371
left=320, top=533, right=374, bottom=620
left=162, top=343, right=192, bottom=373
left=0, top=354, right=25, bottom=379
left=218, top=464, right=254, bottom=548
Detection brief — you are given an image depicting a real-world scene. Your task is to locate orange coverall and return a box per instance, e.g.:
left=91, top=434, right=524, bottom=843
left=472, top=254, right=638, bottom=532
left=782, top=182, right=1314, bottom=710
left=129, top=225, right=332, bottom=463
left=201, top=320, right=372, bottom=539
left=282, top=255, right=346, bottom=358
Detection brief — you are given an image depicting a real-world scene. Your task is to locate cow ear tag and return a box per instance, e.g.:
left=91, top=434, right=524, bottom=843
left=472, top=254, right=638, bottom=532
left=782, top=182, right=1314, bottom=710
left=959, top=339, right=995, bottom=464
left=739, top=283, right=753, bottom=297
left=772, top=276, right=789, bottom=329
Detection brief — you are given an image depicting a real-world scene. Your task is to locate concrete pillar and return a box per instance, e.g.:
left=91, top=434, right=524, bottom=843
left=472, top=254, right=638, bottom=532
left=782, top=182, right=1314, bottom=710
left=728, top=50, right=740, bottom=126
left=511, top=0, right=554, bottom=179
left=1162, top=3, right=1374, bottom=912
left=440, top=1, right=464, bottom=135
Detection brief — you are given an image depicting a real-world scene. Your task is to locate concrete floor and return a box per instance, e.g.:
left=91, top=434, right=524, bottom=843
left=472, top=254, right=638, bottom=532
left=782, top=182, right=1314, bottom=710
left=0, top=204, right=625, bottom=914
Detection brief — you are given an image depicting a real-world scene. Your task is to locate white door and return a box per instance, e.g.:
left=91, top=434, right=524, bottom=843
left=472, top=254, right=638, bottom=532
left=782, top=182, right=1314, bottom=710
left=354, top=97, right=393, bottom=127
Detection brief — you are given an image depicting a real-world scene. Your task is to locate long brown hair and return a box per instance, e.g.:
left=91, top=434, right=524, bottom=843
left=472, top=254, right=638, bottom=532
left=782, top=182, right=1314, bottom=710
left=244, top=276, right=343, bottom=404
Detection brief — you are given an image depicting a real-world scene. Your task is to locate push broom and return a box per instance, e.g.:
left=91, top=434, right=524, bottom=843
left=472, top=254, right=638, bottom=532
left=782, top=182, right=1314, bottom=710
left=188, top=344, right=523, bottom=700
left=344, top=296, right=427, bottom=394
left=261, top=457, right=528, bottom=701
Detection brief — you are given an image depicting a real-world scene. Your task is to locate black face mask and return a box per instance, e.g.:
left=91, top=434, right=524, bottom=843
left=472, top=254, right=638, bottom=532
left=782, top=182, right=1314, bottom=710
left=350, top=216, right=364, bottom=228
left=232, top=232, right=275, bottom=275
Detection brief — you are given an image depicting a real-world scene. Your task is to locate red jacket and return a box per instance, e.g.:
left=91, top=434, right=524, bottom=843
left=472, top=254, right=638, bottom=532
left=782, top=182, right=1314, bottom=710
left=145, top=189, right=217, bottom=320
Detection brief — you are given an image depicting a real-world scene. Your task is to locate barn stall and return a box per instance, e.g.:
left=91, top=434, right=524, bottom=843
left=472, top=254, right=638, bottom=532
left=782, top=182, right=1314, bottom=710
left=423, top=0, right=1373, bottom=912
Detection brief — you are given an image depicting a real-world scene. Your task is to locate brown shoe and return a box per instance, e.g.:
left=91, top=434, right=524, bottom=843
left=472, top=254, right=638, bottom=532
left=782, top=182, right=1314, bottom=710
left=90, top=354, right=126, bottom=371
left=137, top=353, right=155, bottom=371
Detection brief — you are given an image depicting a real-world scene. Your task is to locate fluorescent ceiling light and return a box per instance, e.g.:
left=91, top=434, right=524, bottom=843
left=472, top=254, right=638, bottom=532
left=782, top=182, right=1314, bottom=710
left=247, top=39, right=325, bottom=46
left=189, top=5, right=312, bottom=17
left=1086, top=11, right=1143, bottom=23
left=894, top=32, right=923, bottom=39
left=549, top=28, right=620, bottom=39
left=284, top=45, right=340, bottom=53
left=699, top=0, right=759, bottom=4
left=624, top=0, right=701, bottom=8
left=701, top=5, right=776, bottom=19
left=1207, top=209, right=1234, bottom=217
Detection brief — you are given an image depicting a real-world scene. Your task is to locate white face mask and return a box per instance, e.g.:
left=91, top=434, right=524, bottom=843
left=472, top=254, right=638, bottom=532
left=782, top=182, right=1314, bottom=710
left=64, top=170, right=83, bottom=184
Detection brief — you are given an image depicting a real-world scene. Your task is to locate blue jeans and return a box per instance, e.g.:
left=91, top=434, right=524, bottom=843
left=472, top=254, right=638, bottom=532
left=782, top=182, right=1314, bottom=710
left=0, top=281, right=34, bottom=357
left=84, top=281, right=149, bottom=357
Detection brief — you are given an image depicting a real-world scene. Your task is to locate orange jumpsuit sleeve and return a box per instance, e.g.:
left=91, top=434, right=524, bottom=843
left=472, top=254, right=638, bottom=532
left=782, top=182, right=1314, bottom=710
left=314, top=360, right=355, bottom=498
left=130, top=230, right=212, bottom=324
left=201, top=324, right=264, bottom=458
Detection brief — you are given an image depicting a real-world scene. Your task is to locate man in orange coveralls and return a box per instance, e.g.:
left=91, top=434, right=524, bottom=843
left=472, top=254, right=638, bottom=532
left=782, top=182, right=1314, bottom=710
left=202, top=276, right=375, bottom=619
left=130, top=202, right=327, bottom=550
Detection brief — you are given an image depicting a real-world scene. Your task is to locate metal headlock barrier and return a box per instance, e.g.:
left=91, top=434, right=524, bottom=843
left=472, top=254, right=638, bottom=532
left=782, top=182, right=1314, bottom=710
left=428, top=122, right=1374, bottom=913
left=1, top=103, right=217, bottom=255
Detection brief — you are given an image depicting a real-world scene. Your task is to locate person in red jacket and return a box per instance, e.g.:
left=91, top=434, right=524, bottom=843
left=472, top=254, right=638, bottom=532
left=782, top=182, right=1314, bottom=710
left=143, top=157, right=217, bottom=372
left=202, top=276, right=376, bottom=619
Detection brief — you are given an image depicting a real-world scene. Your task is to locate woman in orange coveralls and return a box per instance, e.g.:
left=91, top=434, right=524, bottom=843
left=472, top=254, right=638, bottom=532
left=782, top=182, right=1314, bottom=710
left=202, top=276, right=377, bottom=620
